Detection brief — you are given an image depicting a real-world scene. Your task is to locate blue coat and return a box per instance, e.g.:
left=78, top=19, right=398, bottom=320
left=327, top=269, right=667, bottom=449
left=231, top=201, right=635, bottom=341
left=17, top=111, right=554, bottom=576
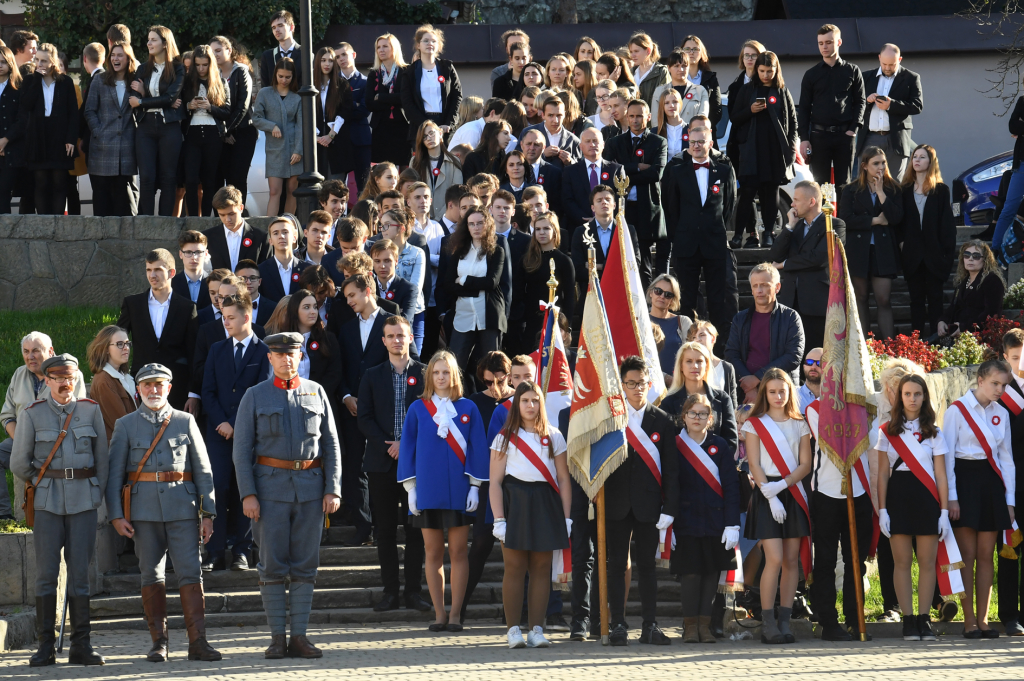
left=201, top=336, right=272, bottom=453
left=486, top=399, right=513, bottom=447
left=674, top=432, right=741, bottom=537
left=342, top=71, right=372, bottom=147
left=397, top=398, right=489, bottom=512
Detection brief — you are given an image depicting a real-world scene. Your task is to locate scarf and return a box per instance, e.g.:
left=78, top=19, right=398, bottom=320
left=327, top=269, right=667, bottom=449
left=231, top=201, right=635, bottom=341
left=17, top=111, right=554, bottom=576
left=380, top=62, right=399, bottom=89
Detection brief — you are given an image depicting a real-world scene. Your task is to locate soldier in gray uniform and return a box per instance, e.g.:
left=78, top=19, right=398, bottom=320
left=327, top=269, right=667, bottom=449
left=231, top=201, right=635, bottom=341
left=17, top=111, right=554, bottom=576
left=233, top=332, right=342, bottom=659
left=10, top=354, right=107, bottom=667
left=106, top=363, right=221, bottom=662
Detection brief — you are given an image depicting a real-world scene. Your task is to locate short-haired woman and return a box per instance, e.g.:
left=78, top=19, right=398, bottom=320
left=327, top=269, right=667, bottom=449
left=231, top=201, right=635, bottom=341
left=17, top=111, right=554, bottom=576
left=253, top=58, right=302, bottom=216
left=86, top=325, right=137, bottom=441
left=938, top=240, right=1005, bottom=338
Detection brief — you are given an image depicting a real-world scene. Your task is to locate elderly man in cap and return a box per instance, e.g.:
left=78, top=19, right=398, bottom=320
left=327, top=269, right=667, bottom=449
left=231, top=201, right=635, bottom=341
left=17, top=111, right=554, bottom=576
left=233, top=332, right=342, bottom=659
left=1, top=332, right=85, bottom=520
left=10, top=354, right=107, bottom=667
left=106, top=363, right=220, bottom=662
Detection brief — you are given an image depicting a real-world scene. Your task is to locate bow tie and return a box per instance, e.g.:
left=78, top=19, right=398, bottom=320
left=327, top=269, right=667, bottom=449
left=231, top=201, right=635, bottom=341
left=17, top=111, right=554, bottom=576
left=693, top=161, right=710, bottom=170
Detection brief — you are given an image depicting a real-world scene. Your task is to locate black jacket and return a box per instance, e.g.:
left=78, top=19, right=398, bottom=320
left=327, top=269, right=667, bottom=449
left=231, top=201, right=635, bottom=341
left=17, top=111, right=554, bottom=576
left=900, top=183, right=956, bottom=280
left=661, top=150, right=736, bottom=258
left=442, top=245, right=507, bottom=333
left=769, top=213, right=848, bottom=317
left=259, top=45, right=303, bottom=93
left=132, top=61, right=186, bottom=123
left=601, top=131, right=668, bottom=241
left=839, top=182, right=904, bottom=279
left=491, top=68, right=524, bottom=102
left=672, top=433, right=740, bottom=543
left=516, top=249, right=576, bottom=336
left=1010, top=97, right=1024, bottom=170
left=0, top=82, right=26, bottom=167
left=306, top=331, right=344, bottom=414
left=314, top=74, right=355, bottom=172
left=560, top=158, right=624, bottom=228
left=181, top=77, right=232, bottom=136
left=436, top=234, right=512, bottom=319
left=857, top=66, right=923, bottom=157
left=224, top=63, right=255, bottom=136
left=377, top=274, right=418, bottom=323
left=503, top=228, right=532, bottom=321
left=358, top=359, right=426, bottom=474
left=400, top=58, right=462, bottom=141
left=461, top=149, right=502, bottom=180
left=698, top=68, right=723, bottom=135
left=730, top=82, right=798, bottom=182
left=604, top=403, right=679, bottom=523
left=189, top=318, right=267, bottom=396
left=170, top=272, right=211, bottom=310
left=326, top=295, right=400, bottom=337
left=257, top=255, right=311, bottom=302
left=19, top=74, right=79, bottom=169
left=570, top=219, right=640, bottom=286
left=337, top=310, right=390, bottom=399
left=366, top=65, right=409, bottom=128
left=724, top=301, right=805, bottom=385
left=203, top=220, right=271, bottom=271
left=660, top=382, right=738, bottom=456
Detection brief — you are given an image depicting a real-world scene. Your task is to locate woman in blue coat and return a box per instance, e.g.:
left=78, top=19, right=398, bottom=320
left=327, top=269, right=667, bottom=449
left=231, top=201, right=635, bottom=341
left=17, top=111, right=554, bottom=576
left=398, top=350, right=488, bottom=632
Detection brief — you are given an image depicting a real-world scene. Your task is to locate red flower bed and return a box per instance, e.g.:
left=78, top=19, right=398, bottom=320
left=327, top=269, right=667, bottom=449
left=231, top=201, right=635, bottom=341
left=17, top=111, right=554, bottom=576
left=977, top=315, right=1021, bottom=357
left=866, top=331, right=944, bottom=373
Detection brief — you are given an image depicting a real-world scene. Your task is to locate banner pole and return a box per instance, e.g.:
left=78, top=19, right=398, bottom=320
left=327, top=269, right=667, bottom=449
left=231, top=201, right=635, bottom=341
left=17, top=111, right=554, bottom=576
left=846, top=470, right=868, bottom=641
left=595, top=486, right=610, bottom=645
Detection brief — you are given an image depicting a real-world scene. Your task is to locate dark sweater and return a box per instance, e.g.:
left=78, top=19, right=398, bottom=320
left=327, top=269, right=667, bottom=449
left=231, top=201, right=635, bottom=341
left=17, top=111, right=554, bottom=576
left=942, top=271, right=1005, bottom=332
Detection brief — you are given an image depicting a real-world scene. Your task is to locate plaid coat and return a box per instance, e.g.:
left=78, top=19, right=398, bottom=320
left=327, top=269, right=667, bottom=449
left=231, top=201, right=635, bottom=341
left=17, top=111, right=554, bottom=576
left=83, top=78, right=137, bottom=177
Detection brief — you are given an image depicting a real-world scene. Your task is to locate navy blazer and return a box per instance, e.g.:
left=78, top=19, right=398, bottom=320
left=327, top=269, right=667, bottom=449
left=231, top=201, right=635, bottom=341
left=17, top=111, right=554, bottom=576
left=357, top=359, right=426, bottom=475
left=170, top=272, right=211, bottom=310
left=337, top=312, right=390, bottom=399
left=560, top=158, right=624, bottom=228
left=0, top=80, right=25, bottom=168
left=201, top=336, right=272, bottom=429
left=190, top=318, right=267, bottom=396
left=341, top=70, right=372, bottom=147
left=377, top=275, right=417, bottom=322
left=673, top=432, right=741, bottom=539
left=516, top=123, right=581, bottom=169
left=258, top=256, right=312, bottom=302
left=251, top=295, right=277, bottom=328
left=203, top=221, right=271, bottom=271
left=503, top=228, right=532, bottom=321
left=197, top=306, right=219, bottom=327
left=533, top=159, right=563, bottom=215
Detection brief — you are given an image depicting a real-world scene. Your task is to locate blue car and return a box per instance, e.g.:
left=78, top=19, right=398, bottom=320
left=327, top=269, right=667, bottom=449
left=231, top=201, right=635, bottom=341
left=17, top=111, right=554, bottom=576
left=953, top=150, right=1014, bottom=226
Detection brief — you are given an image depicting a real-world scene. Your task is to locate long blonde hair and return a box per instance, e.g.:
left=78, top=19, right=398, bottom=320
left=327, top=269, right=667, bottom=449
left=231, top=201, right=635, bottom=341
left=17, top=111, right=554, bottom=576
left=749, top=367, right=802, bottom=421
left=498, top=380, right=555, bottom=459
left=421, top=350, right=464, bottom=401
left=657, top=88, right=683, bottom=133
left=373, top=33, right=407, bottom=69
left=665, top=341, right=712, bottom=397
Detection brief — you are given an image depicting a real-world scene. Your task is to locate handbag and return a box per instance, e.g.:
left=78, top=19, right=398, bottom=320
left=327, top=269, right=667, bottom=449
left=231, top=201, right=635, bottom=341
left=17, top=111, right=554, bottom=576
left=121, top=419, right=170, bottom=523
left=22, top=412, right=74, bottom=529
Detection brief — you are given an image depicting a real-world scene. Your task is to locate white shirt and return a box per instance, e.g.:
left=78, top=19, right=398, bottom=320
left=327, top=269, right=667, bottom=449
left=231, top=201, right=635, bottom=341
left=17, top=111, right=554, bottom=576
left=589, top=113, right=609, bottom=132
left=942, top=390, right=1015, bottom=505
left=875, top=418, right=947, bottom=473
left=694, top=161, right=710, bottom=204
left=545, top=126, right=563, bottom=147
left=665, top=122, right=685, bottom=159
left=626, top=401, right=645, bottom=433
left=190, top=82, right=216, bottom=126
left=231, top=332, right=254, bottom=355
left=415, top=218, right=445, bottom=267
left=741, top=417, right=809, bottom=477
left=147, top=63, right=165, bottom=113
left=299, top=331, right=311, bottom=380
left=491, top=428, right=567, bottom=484
left=420, top=66, right=443, bottom=113
left=453, top=244, right=488, bottom=332
left=531, top=161, right=542, bottom=182
left=0, top=79, right=9, bottom=103
left=806, top=400, right=867, bottom=499
left=148, top=290, right=171, bottom=340
left=869, top=67, right=898, bottom=132
left=708, top=359, right=725, bottom=393
left=586, top=159, right=603, bottom=184
left=634, top=65, right=653, bottom=86
left=42, top=79, right=56, bottom=116
left=275, top=256, right=295, bottom=298
left=224, top=226, right=243, bottom=271
left=318, top=88, right=344, bottom=134
left=449, top=118, right=486, bottom=150
left=115, top=79, right=126, bottom=106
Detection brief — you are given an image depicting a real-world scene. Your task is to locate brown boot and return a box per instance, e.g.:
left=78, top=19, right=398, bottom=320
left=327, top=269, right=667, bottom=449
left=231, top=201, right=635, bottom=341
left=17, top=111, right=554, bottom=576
left=682, top=617, right=699, bottom=643
left=265, top=634, right=288, bottom=659
left=141, top=584, right=169, bottom=662
left=698, top=616, right=717, bottom=643
left=287, top=634, right=323, bottom=659
left=178, top=583, right=222, bottom=661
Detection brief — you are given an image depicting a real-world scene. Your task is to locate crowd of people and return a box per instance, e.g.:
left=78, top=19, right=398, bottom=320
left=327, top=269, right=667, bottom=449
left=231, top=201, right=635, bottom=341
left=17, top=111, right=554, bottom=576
left=2, top=13, right=1024, bottom=666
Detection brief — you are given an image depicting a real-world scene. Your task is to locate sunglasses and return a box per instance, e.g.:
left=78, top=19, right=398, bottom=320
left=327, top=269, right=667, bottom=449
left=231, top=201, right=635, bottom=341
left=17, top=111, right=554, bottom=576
left=963, top=251, right=983, bottom=261
left=483, top=376, right=507, bottom=387
left=651, top=288, right=676, bottom=300
left=804, top=358, right=821, bottom=367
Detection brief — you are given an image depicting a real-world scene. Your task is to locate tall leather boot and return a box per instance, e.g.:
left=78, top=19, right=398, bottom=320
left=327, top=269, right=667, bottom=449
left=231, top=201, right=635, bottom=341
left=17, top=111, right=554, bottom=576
left=141, top=584, right=168, bottom=662
left=67, top=596, right=104, bottom=665
left=29, top=595, right=57, bottom=667
left=178, top=583, right=222, bottom=661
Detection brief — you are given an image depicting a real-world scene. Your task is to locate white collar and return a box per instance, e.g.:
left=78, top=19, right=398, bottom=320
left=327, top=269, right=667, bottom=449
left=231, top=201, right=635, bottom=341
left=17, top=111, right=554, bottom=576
left=876, top=66, right=899, bottom=79
left=360, top=306, right=379, bottom=324
left=224, top=225, right=242, bottom=240
left=148, top=289, right=170, bottom=307
left=275, top=255, right=294, bottom=272
left=231, top=332, right=255, bottom=351
left=587, top=158, right=601, bottom=168
left=102, top=363, right=137, bottom=403
left=627, top=401, right=646, bottom=420
left=278, top=40, right=298, bottom=53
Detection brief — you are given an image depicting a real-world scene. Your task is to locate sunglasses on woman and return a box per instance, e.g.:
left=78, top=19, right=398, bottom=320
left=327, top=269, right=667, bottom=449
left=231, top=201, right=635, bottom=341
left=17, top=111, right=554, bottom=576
left=651, top=287, right=675, bottom=300
left=963, top=251, right=983, bottom=261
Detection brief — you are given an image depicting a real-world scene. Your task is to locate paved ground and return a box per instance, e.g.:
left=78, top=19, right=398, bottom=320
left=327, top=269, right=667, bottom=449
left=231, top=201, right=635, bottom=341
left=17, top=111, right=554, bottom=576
left=2, top=620, right=1024, bottom=679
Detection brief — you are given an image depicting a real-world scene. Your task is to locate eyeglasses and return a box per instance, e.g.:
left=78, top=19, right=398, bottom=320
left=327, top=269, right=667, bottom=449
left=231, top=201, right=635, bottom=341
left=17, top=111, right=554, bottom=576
left=651, top=288, right=676, bottom=300
left=689, top=139, right=708, bottom=146
left=238, top=275, right=262, bottom=283
left=804, top=358, right=821, bottom=367
left=622, top=380, right=648, bottom=389
left=596, top=94, right=610, bottom=102
left=743, top=53, right=759, bottom=61
left=963, top=251, right=984, bottom=261
left=180, top=249, right=206, bottom=259
left=48, top=376, right=76, bottom=385
left=685, top=411, right=711, bottom=420
left=109, top=341, right=133, bottom=350
left=682, top=47, right=701, bottom=54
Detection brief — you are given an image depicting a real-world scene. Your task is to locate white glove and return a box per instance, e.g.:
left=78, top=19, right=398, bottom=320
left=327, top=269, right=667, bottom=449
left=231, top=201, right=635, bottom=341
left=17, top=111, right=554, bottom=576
left=760, top=480, right=788, bottom=499
left=407, top=487, right=421, bottom=516
left=466, top=486, right=479, bottom=513
left=768, top=496, right=788, bottom=524
left=656, top=514, right=674, bottom=530
left=671, top=529, right=677, bottom=550
left=492, top=519, right=507, bottom=543
left=565, top=517, right=573, bottom=537
left=722, top=526, right=740, bottom=551
left=938, top=509, right=952, bottom=542
left=878, top=509, right=891, bottom=538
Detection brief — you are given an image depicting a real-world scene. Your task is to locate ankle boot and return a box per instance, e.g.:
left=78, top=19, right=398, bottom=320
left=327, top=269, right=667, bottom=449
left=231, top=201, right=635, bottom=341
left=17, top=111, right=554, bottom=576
left=67, top=597, right=104, bottom=665
left=778, top=606, right=795, bottom=643
left=682, top=616, right=699, bottom=643
left=141, top=584, right=168, bottom=662
left=761, top=609, right=784, bottom=644
left=179, top=583, right=222, bottom=661
left=697, top=616, right=717, bottom=643
left=29, top=595, right=57, bottom=667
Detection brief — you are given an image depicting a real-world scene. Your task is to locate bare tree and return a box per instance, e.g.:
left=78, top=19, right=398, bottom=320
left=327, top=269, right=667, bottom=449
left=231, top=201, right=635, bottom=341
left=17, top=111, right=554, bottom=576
left=960, top=1, right=1024, bottom=113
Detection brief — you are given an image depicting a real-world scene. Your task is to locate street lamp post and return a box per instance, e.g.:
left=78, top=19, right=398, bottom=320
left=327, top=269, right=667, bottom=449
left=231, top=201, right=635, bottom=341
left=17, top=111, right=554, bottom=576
left=293, top=0, right=323, bottom=224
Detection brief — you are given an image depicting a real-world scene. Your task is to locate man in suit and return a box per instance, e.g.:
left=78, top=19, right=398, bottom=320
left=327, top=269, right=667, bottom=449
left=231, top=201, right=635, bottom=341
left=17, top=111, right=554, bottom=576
left=297, top=210, right=334, bottom=266
left=323, top=217, right=367, bottom=288
left=171, top=230, right=212, bottom=311
left=259, top=10, right=302, bottom=89
left=562, top=128, right=623, bottom=229
left=316, top=179, right=350, bottom=248
left=370, top=239, right=417, bottom=323
left=357, top=316, right=431, bottom=613
left=857, top=43, right=923, bottom=181
left=661, top=125, right=736, bottom=343
left=201, top=293, right=272, bottom=571
left=117, top=249, right=198, bottom=410
left=520, top=128, right=563, bottom=216
left=570, top=184, right=640, bottom=287
left=518, top=97, right=581, bottom=170
left=258, top=218, right=311, bottom=302
left=207, top=186, right=271, bottom=271
left=235, top=260, right=277, bottom=327
left=769, top=181, right=847, bottom=350
left=336, top=44, right=372, bottom=192
left=490, top=190, right=531, bottom=353
left=603, top=99, right=668, bottom=289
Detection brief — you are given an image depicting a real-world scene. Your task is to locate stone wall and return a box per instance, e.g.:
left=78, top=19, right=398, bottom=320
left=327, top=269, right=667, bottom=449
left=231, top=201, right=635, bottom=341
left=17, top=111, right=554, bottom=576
left=476, top=0, right=754, bottom=25
left=0, top=216, right=278, bottom=312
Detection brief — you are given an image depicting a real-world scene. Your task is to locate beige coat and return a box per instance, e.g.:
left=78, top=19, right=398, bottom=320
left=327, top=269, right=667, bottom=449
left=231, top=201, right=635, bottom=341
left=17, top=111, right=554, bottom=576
left=650, top=82, right=710, bottom=132
left=1, top=364, right=86, bottom=433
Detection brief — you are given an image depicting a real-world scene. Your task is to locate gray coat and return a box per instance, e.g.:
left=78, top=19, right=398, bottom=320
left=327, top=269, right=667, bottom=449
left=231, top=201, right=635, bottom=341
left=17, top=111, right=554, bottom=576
left=252, top=87, right=302, bottom=178
left=232, top=377, right=342, bottom=504
left=83, top=78, right=137, bottom=176
left=10, top=397, right=109, bottom=515
left=105, top=408, right=215, bottom=523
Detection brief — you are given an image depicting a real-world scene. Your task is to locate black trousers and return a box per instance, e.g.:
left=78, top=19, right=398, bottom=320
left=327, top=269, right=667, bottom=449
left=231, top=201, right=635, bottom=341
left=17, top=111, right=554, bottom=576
left=220, top=125, right=259, bottom=207
left=606, top=510, right=659, bottom=626
left=676, top=251, right=733, bottom=349
left=33, top=169, right=68, bottom=215
left=368, top=470, right=424, bottom=596
left=626, top=201, right=665, bottom=291
left=809, top=491, right=874, bottom=628
left=136, top=115, right=183, bottom=216
left=184, top=126, right=224, bottom=217
left=799, top=312, right=827, bottom=353
left=569, top=477, right=601, bottom=625
left=339, top=409, right=373, bottom=537
left=335, top=144, right=372, bottom=193
left=904, top=262, right=946, bottom=337
left=808, top=130, right=856, bottom=188
left=449, top=328, right=501, bottom=393
left=464, top=480, right=495, bottom=617
left=66, top=176, right=81, bottom=215
left=0, top=157, right=18, bottom=213
left=91, top=174, right=137, bottom=216
left=14, top=169, right=34, bottom=213
left=998, top=539, right=1024, bottom=624
left=735, top=180, right=781, bottom=236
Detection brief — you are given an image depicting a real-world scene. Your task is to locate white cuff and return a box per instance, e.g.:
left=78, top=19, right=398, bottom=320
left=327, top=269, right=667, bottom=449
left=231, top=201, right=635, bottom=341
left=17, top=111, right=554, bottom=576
left=468, top=476, right=485, bottom=487
left=330, top=116, right=344, bottom=133
left=188, top=392, right=200, bottom=400
left=402, top=479, right=416, bottom=492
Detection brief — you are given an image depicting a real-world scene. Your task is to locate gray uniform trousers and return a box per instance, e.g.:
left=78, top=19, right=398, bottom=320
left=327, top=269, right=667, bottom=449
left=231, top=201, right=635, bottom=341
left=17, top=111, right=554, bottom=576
left=252, top=499, right=323, bottom=582
left=34, top=509, right=97, bottom=597
left=134, top=519, right=203, bottom=587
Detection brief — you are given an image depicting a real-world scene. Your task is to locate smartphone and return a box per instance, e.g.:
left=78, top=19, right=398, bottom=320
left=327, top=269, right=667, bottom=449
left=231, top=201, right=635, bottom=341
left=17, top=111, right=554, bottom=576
left=755, top=97, right=766, bottom=106
left=875, top=94, right=888, bottom=101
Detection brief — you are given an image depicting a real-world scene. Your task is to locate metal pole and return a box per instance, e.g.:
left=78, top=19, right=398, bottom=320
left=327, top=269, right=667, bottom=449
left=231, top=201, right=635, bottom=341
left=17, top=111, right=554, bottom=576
left=846, top=471, right=868, bottom=641
left=292, top=0, right=323, bottom=225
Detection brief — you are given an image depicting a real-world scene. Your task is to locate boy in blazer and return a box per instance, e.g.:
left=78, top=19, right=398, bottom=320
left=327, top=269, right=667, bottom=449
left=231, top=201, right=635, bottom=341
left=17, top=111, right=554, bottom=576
left=370, top=239, right=418, bottom=323
left=259, top=11, right=302, bottom=90
left=570, top=184, right=641, bottom=286
left=336, top=44, right=372, bottom=192
left=258, top=217, right=311, bottom=302
left=206, top=186, right=271, bottom=271
left=171, top=230, right=211, bottom=310
left=235, top=260, right=277, bottom=328
left=517, top=98, right=581, bottom=169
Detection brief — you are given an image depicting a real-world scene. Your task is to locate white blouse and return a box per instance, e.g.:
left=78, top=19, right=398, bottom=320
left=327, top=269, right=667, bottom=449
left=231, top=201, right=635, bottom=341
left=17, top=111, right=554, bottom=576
left=420, top=66, right=443, bottom=114
left=941, top=390, right=1015, bottom=505
left=147, top=63, right=165, bottom=113
left=491, top=428, right=567, bottom=483
left=741, top=417, right=809, bottom=477
left=452, top=245, right=487, bottom=333
left=664, top=122, right=685, bottom=159
left=190, top=83, right=216, bottom=126
left=875, top=418, right=948, bottom=473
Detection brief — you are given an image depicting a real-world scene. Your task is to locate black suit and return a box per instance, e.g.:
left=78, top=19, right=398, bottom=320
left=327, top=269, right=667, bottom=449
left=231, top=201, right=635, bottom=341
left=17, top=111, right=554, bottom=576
left=190, top=317, right=266, bottom=397
left=605, top=404, right=679, bottom=627
left=603, top=131, right=668, bottom=287
left=116, top=291, right=198, bottom=409
left=358, top=359, right=426, bottom=597
left=257, top=255, right=311, bottom=302
left=170, top=272, right=211, bottom=310
left=203, top=221, right=271, bottom=271
left=516, top=123, right=581, bottom=170
left=901, top=183, right=956, bottom=335
left=399, top=58, right=462, bottom=142
left=858, top=66, right=923, bottom=176
left=570, top=219, right=640, bottom=287
left=326, top=295, right=400, bottom=337
left=531, top=159, right=563, bottom=218
left=251, top=295, right=277, bottom=328
left=259, top=44, right=303, bottom=93
left=306, top=332, right=344, bottom=419
left=197, top=306, right=219, bottom=327
left=377, top=275, right=418, bottom=323
left=838, top=183, right=904, bottom=280
left=560, top=158, right=623, bottom=229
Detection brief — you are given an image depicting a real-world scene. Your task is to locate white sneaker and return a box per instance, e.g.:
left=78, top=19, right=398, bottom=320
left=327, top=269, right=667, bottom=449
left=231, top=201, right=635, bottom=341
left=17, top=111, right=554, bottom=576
left=507, top=625, right=526, bottom=649
left=527, top=626, right=550, bottom=648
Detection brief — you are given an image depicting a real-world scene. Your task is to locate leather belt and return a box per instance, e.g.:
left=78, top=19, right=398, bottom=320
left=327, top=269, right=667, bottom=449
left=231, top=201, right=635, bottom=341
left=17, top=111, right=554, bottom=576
left=256, top=456, right=321, bottom=471
left=811, top=124, right=844, bottom=133
left=870, top=130, right=890, bottom=135
left=42, top=467, right=96, bottom=479
left=128, top=471, right=192, bottom=482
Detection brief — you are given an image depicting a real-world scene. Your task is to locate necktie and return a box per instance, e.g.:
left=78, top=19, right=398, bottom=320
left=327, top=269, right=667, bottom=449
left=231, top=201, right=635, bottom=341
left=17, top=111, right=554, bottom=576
left=234, top=342, right=244, bottom=374
left=693, top=161, right=710, bottom=170
left=589, top=164, right=598, bottom=190
left=632, top=136, right=643, bottom=154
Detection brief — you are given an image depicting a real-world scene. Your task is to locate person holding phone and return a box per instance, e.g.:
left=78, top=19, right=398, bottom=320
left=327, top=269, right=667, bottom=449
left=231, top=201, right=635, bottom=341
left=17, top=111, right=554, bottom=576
left=858, top=43, right=923, bottom=184
left=181, top=44, right=230, bottom=217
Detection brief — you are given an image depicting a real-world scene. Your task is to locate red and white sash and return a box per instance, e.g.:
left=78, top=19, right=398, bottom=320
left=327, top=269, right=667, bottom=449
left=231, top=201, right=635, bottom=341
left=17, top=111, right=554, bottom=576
left=952, top=399, right=1006, bottom=487
left=879, top=424, right=966, bottom=601
left=422, top=398, right=468, bottom=465
left=625, top=420, right=672, bottom=565
left=1000, top=379, right=1024, bottom=416
left=507, top=430, right=572, bottom=587
left=718, top=548, right=745, bottom=593
left=749, top=415, right=812, bottom=578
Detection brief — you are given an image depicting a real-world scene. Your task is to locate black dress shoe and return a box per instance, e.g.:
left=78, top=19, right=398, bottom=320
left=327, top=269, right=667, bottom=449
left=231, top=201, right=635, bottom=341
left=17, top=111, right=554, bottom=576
left=374, top=593, right=399, bottom=612
left=344, top=531, right=373, bottom=547
left=404, top=593, right=432, bottom=612
left=569, top=619, right=589, bottom=642
left=744, top=235, right=760, bottom=249
left=230, top=553, right=250, bottom=571
left=609, top=623, right=629, bottom=646
left=638, top=622, right=671, bottom=645
left=203, top=557, right=225, bottom=572
left=819, top=623, right=852, bottom=641
left=761, top=231, right=775, bottom=247
left=729, top=233, right=745, bottom=249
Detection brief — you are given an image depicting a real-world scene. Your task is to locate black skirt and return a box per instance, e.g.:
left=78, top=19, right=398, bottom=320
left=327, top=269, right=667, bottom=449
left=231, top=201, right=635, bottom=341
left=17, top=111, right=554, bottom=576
left=410, top=509, right=474, bottom=530
left=951, top=459, right=1012, bottom=532
left=887, top=469, right=941, bottom=536
left=744, top=476, right=810, bottom=540
left=868, top=245, right=898, bottom=279
left=502, top=476, right=569, bottom=552
left=672, top=534, right=737, bottom=575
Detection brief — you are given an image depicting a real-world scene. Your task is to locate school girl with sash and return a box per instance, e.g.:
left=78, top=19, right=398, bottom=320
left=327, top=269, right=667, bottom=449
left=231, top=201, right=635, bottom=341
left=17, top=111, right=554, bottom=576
left=876, top=373, right=964, bottom=641
left=489, top=381, right=572, bottom=649
left=672, top=393, right=740, bottom=643
left=942, top=360, right=1017, bottom=638
left=398, top=351, right=490, bottom=632
left=741, top=367, right=812, bottom=644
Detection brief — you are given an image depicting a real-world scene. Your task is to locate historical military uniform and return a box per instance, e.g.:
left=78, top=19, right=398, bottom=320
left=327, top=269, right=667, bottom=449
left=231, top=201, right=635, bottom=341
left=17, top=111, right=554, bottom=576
left=10, top=354, right=107, bottom=667
left=232, top=333, right=343, bottom=659
left=105, top=363, right=221, bottom=662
